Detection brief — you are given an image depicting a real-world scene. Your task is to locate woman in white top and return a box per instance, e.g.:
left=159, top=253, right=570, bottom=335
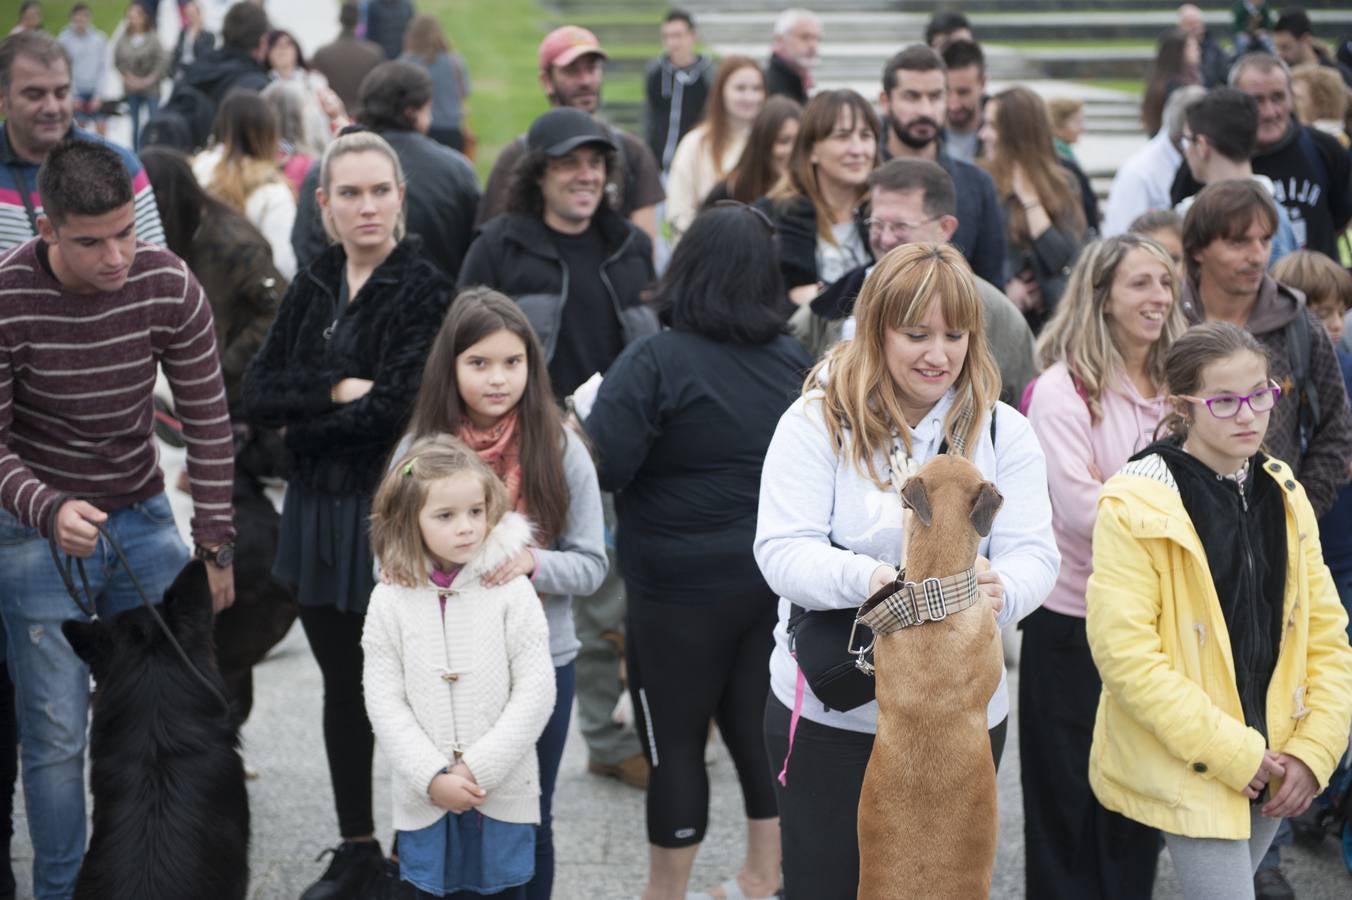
left=754, top=243, right=1059, bottom=900
left=193, top=92, right=298, bottom=280
left=665, top=55, right=765, bottom=242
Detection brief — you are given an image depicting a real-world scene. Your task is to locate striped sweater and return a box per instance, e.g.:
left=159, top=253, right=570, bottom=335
left=0, top=238, right=234, bottom=545
left=0, top=125, right=165, bottom=252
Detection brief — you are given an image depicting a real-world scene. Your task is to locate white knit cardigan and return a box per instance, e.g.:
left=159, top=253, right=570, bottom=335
left=362, top=512, right=557, bottom=831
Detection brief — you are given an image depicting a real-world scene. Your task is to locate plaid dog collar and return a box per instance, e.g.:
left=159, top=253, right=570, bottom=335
left=857, top=567, right=980, bottom=636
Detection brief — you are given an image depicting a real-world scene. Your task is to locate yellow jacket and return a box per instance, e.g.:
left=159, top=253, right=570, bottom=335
left=1085, top=453, right=1352, bottom=839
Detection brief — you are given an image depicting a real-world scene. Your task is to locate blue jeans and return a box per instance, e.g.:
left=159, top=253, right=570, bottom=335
left=0, top=494, right=188, bottom=900
left=125, top=93, right=158, bottom=152
left=526, top=662, right=575, bottom=900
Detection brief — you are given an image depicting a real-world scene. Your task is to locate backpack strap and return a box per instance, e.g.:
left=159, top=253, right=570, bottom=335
left=1286, top=308, right=1321, bottom=452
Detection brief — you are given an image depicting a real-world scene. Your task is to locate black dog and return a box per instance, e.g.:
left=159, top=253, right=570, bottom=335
left=213, top=446, right=298, bottom=728
left=63, top=561, right=250, bottom=900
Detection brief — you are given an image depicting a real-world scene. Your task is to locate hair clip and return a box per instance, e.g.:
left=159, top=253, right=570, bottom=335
left=400, top=457, right=416, bottom=477
left=337, top=123, right=370, bottom=138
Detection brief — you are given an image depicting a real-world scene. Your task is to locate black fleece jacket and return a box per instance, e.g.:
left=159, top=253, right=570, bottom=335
left=1141, top=440, right=1286, bottom=741
left=240, top=238, right=453, bottom=496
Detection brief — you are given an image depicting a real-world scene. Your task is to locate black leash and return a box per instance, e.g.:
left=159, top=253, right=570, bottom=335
left=46, top=511, right=232, bottom=717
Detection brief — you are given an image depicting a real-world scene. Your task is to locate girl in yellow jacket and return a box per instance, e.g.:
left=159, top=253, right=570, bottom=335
left=1085, top=322, right=1352, bottom=899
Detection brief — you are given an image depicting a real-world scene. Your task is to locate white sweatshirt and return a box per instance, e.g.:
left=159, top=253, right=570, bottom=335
left=754, top=390, right=1060, bottom=733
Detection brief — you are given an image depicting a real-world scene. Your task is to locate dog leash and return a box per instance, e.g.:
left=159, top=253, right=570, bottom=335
left=46, top=509, right=233, bottom=717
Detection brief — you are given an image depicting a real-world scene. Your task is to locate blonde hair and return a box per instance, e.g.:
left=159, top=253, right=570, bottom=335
left=371, top=435, right=508, bottom=587
left=204, top=91, right=284, bottom=214
left=1047, top=97, right=1083, bottom=128
left=318, top=129, right=408, bottom=242
left=1291, top=64, right=1350, bottom=124
left=808, top=243, right=1001, bottom=487
left=1035, top=235, right=1187, bottom=422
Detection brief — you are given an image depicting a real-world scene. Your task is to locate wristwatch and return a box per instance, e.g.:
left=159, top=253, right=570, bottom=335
left=194, top=543, right=235, bottom=568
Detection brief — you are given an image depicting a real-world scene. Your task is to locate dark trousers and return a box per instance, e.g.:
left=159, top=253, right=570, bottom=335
left=764, top=695, right=1006, bottom=900
left=299, top=605, right=375, bottom=839
left=628, top=584, right=780, bottom=848
left=415, top=888, right=523, bottom=899
left=525, top=662, right=575, bottom=900
left=1019, top=607, right=1158, bottom=900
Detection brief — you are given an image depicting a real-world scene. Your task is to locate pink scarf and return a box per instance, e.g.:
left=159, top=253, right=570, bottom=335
left=457, top=410, right=526, bottom=517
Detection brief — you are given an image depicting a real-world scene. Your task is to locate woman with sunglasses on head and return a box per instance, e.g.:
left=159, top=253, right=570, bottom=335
left=1020, top=234, right=1188, bottom=899
left=584, top=204, right=809, bottom=900
left=1085, top=322, right=1352, bottom=900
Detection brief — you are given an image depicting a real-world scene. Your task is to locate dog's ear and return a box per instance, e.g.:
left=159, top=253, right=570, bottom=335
left=163, top=560, right=214, bottom=648
left=62, top=619, right=111, bottom=667
left=899, top=475, right=933, bottom=527
left=969, top=481, right=1004, bottom=537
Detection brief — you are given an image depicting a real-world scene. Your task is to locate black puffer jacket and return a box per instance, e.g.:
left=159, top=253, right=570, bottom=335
left=241, top=237, right=453, bottom=495
left=755, top=193, right=871, bottom=292
left=457, top=205, right=658, bottom=370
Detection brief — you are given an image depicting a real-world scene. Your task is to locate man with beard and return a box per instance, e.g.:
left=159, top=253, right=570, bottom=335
left=476, top=25, right=664, bottom=240
left=877, top=44, right=1005, bottom=286
left=765, top=8, right=821, bottom=105
left=0, top=31, right=164, bottom=250
left=940, top=39, right=986, bottom=164
left=1170, top=53, right=1352, bottom=260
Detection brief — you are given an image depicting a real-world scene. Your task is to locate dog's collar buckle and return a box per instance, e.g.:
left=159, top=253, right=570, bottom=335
left=855, top=567, right=979, bottom=636
left=921, top=577, right=947, bottom=622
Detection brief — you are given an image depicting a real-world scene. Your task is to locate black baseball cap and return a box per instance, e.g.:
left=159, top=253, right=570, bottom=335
left=526, top=108, right=617, bottom=158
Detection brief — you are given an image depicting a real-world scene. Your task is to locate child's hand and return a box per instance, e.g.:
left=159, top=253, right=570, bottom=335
left=482, top=548, right=535, bottom=587
left=1262, top=753, right=1318, bottom=818
left=449, top=761, right=477, bottom=785
left=429, top=771, right=486, bottom=813
left=1243, top=750, right=1285, bottom=799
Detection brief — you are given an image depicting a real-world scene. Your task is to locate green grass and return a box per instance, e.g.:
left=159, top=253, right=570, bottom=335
left=997, top=39, right=1155, bottom=50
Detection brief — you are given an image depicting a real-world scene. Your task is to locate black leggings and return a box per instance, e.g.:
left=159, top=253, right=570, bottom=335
left=626, top=582, right=780, bottom=848
left=299, top=604, right=375, bottom=839
left=763, top=695, right=1006, bottom=900
left=1019, top=607, right=1158, bottom=900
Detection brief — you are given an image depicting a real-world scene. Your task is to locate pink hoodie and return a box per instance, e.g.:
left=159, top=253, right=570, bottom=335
left=1027, top=363, right=1167, bottom=617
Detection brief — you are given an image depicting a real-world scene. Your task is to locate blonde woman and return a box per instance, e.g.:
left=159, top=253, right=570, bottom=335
left=1021, top=234, right=1189, bottom=899
left=241, top=129, right=455, bottom=899
left=754, top=243, right=1059, bottom=900
left=193, top=92, right=299, bottom=280
left=665, top=55, right=766, bottom=242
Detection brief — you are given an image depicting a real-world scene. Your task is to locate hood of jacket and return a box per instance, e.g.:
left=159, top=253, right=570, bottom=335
left=1180, top=274, right=1306, bottom=335
left=450, top=511, right=535, bottom=588
left=182, top=47, right=268, bottom=102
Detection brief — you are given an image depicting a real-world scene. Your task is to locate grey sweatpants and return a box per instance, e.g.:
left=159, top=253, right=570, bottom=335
left=1163, top=807, right=1282, bottom=900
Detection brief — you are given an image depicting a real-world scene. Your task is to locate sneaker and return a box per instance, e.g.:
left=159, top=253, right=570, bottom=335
left=300, top=839, right=384, bottom=900
left=588, top=752, right=650, bottom=790
left=1253, top=867, right=1296, bottom=900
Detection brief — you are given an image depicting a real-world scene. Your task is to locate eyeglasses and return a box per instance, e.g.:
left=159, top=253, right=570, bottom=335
left=1178, top=383, right=1281, bottom=419
left=866, top=216, right=942, bottom=239
left=713, top=199, right=777, bottom=235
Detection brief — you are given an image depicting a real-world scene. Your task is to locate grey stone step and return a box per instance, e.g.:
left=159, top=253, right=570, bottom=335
left=675, top=10, right=1352, bottom=46
left=662, top=0, right=1343, bottom=12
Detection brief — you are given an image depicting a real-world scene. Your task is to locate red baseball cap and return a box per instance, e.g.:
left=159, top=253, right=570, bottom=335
left=538, top=26, right=608, bottom=72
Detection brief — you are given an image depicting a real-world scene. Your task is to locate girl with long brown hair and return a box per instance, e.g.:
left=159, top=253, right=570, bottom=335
left=1141, top=28, right=1202, bottom=137
left=755, top=243, right=1059, bottom=899
left=762, top=89, right=879, bottom=305
left=193, top=92, right=298, bottom=279
left=402, top=288, right=607, bottom=900
left=979, top=86, right=1089, bottom=331
left=706, top=95, right=802, bottom=206
left=665, top=55, right=766, bottom=241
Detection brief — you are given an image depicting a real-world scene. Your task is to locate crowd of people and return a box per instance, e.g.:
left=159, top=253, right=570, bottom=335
left=1, top=2, right=1352, bottom=900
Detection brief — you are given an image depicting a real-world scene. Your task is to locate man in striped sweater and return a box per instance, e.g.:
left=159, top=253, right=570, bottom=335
left=0, top=140, right=234, bottom=899
left=0, top=31, right=164, bottom=252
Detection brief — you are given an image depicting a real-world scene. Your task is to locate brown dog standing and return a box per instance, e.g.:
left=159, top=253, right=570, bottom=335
left=857, top=455, right=1006, bottom=900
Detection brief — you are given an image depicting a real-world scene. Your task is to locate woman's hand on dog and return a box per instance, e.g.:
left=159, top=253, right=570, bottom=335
left=55, top=499, right=107, bottom=557
left=429, top=767, right=486, bottom=813
left=869, top=565, right=897, bottom=597
left=976, top=569, right=1005, bottom=615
